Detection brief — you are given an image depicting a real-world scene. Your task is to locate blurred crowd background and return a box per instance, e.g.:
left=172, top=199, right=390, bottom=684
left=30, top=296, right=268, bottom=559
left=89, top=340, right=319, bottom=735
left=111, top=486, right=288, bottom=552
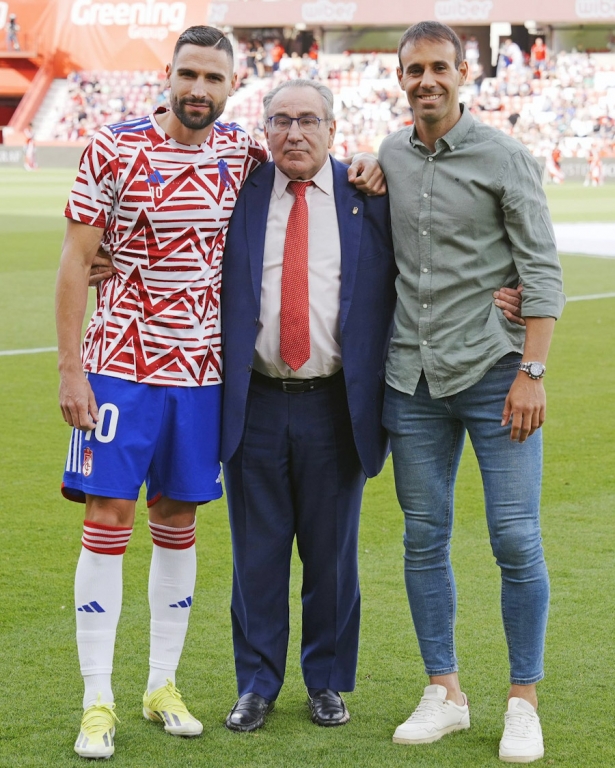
left=2, top=11, right=612, bottom=184
left=45, top=38, right=614, bottom=182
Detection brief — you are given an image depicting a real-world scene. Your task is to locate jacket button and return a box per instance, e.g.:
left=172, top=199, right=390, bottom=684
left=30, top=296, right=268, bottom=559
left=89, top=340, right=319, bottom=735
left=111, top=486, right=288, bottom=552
left=254, top=317, right=258, bottom=325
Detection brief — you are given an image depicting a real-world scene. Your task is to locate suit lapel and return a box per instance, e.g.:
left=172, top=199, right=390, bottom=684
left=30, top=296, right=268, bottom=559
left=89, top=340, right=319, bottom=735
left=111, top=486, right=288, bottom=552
left=246, top=162, right=275, bottom=307
left=331, top=157, right=362, bottom=333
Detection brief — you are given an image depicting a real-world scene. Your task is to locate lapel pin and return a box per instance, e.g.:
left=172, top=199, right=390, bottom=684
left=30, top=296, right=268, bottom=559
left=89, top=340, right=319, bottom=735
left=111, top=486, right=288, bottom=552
left=352, top=206, right=358, bottom=215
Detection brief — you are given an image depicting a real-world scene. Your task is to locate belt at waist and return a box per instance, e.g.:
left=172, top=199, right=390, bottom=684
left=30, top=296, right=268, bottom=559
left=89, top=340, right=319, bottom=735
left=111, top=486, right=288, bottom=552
left=251, top=368, right=343, bottom=394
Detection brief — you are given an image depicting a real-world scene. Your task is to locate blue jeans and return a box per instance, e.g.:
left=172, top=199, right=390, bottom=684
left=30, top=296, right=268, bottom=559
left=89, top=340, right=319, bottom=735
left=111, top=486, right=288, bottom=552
left=383, top=354, right=549, bottom=685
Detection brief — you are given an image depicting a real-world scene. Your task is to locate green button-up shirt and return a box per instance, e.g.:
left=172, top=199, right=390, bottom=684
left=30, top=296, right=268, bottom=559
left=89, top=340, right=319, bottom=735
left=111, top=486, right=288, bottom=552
left=378, top=105, right=565, bottom=398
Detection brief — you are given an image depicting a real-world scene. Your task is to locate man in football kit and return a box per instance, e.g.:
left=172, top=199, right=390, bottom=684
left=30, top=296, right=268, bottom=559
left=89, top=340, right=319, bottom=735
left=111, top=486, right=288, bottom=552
left=56, top=26, right=268, bottom=759
left=64, top=25, right=386, bottom=758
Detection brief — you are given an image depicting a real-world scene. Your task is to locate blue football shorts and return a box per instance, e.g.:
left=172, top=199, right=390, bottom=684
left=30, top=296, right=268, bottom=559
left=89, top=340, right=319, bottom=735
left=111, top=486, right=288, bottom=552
left=62, top=373, right=223, bottom=505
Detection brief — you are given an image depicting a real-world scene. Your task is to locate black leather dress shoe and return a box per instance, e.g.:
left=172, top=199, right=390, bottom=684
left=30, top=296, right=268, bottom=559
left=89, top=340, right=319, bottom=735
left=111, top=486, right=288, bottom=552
left=307, top=689, right=350, bottom=727
left=225, top=693, right=274, bottom=732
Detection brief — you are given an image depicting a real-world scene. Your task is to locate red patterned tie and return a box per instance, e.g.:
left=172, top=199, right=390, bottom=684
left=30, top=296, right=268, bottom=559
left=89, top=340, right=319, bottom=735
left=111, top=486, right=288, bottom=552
left=280, top=180, right=313, bottom=371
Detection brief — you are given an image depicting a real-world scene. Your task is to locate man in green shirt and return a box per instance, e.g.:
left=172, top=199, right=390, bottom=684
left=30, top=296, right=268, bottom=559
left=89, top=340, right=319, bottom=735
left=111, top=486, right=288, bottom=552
left=378, top=21, right=565, bottom=764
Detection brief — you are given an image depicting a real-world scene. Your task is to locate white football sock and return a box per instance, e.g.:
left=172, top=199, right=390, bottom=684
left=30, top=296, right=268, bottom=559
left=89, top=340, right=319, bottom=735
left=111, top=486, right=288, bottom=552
left=75, top=521, right=132, bottom=709
left=147, top=521, right=197, bottom=694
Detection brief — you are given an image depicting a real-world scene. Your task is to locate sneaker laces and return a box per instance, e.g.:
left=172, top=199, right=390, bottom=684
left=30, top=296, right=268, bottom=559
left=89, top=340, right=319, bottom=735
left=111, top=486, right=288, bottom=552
left=82, top=697, right=120, bottom=735
left=147, top=680, right=189, bottom=712
left=504, top=710, right=538, bottom=738
left=406, top=697, right=448, bottom=723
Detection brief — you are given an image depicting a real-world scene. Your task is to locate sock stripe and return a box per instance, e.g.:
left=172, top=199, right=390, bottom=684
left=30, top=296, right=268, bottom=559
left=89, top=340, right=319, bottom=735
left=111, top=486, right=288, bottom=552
left=82, top=520, right=133, bottom=555
left=149, top=521, right=196, bottom=550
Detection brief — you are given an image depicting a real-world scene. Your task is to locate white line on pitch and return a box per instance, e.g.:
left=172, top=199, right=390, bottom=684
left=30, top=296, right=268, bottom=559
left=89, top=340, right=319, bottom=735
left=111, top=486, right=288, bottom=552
left=559, top=252, right=615, bottom=260
left=0, top=346, right=57, bottom=357
left=567, top=293, right=615, bottom=302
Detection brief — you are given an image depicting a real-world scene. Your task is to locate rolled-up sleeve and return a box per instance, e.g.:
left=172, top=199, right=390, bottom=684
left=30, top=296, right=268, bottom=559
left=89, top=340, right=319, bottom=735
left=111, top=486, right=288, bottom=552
left=499, top=149, right=566, bottom=319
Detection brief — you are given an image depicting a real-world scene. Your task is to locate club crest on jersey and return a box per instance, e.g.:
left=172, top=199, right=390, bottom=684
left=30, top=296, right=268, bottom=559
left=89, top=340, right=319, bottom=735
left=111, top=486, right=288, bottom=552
left=83, top=447, right=93, bottom=477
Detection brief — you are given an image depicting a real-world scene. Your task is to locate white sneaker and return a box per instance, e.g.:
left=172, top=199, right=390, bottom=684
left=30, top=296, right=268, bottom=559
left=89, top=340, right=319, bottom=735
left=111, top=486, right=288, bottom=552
left=499, top=697, right=544, bottom=763
left=392, top=684, right=470, bottom=744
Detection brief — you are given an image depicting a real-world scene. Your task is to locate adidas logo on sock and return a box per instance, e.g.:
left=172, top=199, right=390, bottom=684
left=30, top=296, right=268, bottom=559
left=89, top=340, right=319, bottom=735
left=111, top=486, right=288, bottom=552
left=77, top=601, right=106, bottom=613
left=169, top=596, right=192, bottom=608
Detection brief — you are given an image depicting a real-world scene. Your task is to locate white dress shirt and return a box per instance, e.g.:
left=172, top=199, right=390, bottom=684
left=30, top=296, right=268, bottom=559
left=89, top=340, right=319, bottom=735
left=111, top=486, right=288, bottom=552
left=253, top=157, right=342, bottom=379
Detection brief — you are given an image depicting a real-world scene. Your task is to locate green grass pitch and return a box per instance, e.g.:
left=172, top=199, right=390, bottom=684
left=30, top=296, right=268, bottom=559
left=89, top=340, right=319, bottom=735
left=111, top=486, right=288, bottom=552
left=1, top=169, right=614, bottom=767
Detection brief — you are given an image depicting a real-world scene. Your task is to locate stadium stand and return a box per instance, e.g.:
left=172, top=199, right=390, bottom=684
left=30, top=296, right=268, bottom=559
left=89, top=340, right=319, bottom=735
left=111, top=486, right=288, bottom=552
left=26, top=51, right=615, bottom=163
left=469, top=51, right=615, bottom=161
left=38, top=70, right=167, bottom=141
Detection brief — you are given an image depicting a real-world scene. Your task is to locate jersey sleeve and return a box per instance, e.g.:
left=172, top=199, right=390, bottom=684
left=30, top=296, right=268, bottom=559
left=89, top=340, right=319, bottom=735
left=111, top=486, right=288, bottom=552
left=64, top=127, right=119, bottom=229
left=243, top=134, right=269, bottom=179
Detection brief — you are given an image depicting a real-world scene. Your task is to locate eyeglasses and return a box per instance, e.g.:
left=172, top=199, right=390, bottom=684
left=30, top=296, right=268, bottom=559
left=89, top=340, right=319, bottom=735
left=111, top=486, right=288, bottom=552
left=266, top=115, right=327, bottom=134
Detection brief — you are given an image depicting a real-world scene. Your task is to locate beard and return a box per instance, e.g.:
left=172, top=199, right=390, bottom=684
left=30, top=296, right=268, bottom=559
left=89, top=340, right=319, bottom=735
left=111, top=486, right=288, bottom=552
left=170, top=93, right=225, bottom=131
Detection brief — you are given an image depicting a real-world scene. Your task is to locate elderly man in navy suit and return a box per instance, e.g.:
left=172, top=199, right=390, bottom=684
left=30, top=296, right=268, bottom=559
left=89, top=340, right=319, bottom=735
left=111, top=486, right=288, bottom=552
left=221, top=79, right=397, bottom=731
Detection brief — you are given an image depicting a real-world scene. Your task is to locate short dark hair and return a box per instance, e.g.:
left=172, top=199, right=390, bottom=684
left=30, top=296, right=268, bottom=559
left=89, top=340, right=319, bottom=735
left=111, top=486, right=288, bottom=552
left=173, top=26, right=234, bottom=65
left=397, top=21, right=464, bottom=70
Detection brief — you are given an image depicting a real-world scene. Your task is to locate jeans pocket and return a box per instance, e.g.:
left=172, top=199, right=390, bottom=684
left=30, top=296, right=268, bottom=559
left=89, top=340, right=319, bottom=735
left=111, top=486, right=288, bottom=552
left=492, top=351, right=522, bottom=370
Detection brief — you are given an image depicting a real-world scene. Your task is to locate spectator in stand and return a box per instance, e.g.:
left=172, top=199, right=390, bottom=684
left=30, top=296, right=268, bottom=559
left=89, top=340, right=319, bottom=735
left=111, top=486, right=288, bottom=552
left=278, top=53, right=294, bottom=74
left=236, top=40, right=249, bottom=82
left=254, top=42, right=266, bottom=78
left=309, top=40, right=319, bottom=61
left=530, top=38, right=548, bottom=72
left=263, top=40, right=274, bottom=75
left=302, top=52, right=319, bottom=79
left=464, top=34, right=480, bottom=80
left=505, top=38, right=525, bottom=71
left=465, top=34, right=479, bottom=63
left=496, top=44, right=512, bottom=76
left=288, top=51, right=303, bottom=73
left=271, top=39, right=286, bottom=73
left=246, top=41, right=257, bottom=77
left=6, top=13, right=20, bottom=50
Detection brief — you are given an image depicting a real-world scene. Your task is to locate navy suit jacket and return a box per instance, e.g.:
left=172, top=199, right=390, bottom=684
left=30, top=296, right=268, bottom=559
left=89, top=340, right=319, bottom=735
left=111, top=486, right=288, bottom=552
left=221, top=156, right=397, bottom=478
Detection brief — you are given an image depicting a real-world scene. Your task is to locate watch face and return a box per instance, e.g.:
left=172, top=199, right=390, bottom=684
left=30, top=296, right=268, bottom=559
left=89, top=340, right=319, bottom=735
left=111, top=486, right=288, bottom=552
left=530, top=363, right=544, bottom=377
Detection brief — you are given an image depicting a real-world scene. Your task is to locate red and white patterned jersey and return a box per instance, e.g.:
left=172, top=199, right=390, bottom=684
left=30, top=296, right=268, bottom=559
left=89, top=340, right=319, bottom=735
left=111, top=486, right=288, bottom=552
left=65, top=109, right=267, bottom=386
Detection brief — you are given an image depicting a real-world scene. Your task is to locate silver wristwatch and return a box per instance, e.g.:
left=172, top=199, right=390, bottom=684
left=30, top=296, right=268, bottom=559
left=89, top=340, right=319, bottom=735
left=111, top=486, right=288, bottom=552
left=518, top=361, right=546, bottom=380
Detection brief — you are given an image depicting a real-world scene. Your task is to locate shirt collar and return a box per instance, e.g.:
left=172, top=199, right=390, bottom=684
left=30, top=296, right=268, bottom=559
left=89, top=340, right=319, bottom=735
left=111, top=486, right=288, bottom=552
left=273, top=155, right=333, bottom=199
left=409, top=103, right=474, bottom=153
